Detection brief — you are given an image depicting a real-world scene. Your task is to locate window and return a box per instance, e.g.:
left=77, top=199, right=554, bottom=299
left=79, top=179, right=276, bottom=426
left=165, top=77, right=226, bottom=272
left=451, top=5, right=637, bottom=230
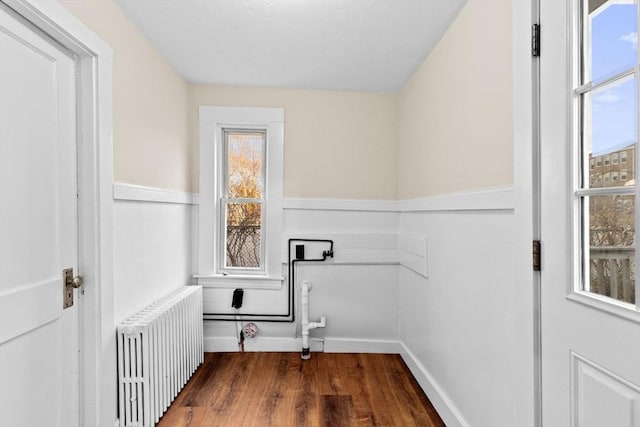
left=197, top=106, right=284, bottom=286
left=222, top=129, right=266, bottom=270
left=575, top=0, right=637, bottom=305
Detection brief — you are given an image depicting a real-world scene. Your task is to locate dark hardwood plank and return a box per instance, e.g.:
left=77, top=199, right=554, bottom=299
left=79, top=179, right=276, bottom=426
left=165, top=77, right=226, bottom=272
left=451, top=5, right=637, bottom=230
left=157, top=352, right=445, bottom=427
left=321, top=395, right=355, bottom=427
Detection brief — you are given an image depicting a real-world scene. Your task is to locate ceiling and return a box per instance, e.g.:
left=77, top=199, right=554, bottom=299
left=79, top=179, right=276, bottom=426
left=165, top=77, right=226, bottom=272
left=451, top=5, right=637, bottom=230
left=113, top=0, right=467, bottom=92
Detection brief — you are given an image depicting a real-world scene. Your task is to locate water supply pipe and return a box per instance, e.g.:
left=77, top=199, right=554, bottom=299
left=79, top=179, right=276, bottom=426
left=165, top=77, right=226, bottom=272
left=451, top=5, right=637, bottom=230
left=301, top=280, right=326, bottom=360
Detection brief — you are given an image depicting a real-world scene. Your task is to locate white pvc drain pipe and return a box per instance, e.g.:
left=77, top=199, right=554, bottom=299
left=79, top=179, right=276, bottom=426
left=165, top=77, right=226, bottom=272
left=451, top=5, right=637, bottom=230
left=300, top=280, right=326, bottom=359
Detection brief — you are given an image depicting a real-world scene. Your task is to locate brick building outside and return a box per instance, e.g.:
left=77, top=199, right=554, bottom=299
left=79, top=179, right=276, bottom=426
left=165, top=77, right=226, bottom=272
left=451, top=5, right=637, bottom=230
left=589, top=144, right=635, bottom=188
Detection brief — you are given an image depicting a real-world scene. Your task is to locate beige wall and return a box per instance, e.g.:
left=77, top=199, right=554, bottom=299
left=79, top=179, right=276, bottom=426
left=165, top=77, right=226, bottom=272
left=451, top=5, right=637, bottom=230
left=60, top=0, right=191, bottom=192
left=189, top=85, right=398, bottom=199
left=397, top=0, right=513, bottom=199
left=60, top=0, right=512, bottom=200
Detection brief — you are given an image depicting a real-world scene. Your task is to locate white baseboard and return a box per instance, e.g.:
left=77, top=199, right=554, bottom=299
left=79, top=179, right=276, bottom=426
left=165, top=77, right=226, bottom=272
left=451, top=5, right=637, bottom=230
left=204, top=336, right=401, bottom=354
left=204, top=336, right=324, bottom=353
left=204, top=337, right=238, bottom=352
left=399, top=342, right=470, bottom=427
left=323, top=337, right=401, bottom=354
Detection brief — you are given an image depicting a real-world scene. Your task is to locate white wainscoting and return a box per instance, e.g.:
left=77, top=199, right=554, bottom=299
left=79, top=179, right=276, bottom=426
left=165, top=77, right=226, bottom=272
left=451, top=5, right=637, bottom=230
left=203, top=201, right=401, bottom=352
left=113, top=183, right=194, bottom=323
left=114, top=183, right=526, bottom=427
left=397, top=194, right=526, bottom=427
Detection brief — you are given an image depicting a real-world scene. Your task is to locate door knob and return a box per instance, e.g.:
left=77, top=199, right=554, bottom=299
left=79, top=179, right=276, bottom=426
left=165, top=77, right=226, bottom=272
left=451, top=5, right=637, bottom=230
left=63, top=268, right=83, bottom=288
left=70, top=275, right=83, bottom=288
left=63, top=268, right=83, bottom=309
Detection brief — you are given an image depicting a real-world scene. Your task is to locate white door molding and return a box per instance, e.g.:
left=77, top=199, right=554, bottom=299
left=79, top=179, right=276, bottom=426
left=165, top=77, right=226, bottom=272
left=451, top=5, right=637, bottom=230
left=513, top=0, right=538, bottom=426
left=0, top=1, right=115, bottom=425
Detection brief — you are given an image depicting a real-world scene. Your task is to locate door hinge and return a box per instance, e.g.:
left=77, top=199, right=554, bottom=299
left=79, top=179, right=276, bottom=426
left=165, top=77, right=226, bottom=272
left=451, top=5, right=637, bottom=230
left=533, top=240, right=541, bottom=271
left=532, top=24, right=540, bottom=57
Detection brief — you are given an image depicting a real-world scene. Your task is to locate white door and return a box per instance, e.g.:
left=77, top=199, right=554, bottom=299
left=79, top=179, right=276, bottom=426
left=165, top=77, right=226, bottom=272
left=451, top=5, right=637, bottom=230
left=0, top=4, right=80, bottom=427
left=541, top=0, right=640, bottom=425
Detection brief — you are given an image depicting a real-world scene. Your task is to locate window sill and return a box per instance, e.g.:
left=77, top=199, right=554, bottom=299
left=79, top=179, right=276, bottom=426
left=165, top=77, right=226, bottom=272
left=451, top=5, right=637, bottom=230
left=194, top=274, right=284, bottom=290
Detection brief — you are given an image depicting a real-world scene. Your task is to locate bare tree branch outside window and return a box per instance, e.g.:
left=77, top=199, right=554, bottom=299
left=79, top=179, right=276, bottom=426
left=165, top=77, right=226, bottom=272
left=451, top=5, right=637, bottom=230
left=224, top=131, right=265, bottom=269
left=587, top=145, right=636, bottom=303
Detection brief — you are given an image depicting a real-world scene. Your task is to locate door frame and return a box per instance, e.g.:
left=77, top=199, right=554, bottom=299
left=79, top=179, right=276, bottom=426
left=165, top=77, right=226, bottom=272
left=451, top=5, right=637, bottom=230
left=513, top=0, right=540, bottom=426
left=0, top=1, right=115, bottom=426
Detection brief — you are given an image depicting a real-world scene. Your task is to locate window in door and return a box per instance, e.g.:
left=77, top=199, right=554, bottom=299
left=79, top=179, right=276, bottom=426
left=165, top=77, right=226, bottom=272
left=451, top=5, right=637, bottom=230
left=576, top=0, right=638, bottom=305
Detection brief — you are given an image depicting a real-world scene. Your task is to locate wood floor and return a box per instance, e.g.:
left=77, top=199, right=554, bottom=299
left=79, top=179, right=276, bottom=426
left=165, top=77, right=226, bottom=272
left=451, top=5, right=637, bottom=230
left=158, top=352, right=445, bottom=427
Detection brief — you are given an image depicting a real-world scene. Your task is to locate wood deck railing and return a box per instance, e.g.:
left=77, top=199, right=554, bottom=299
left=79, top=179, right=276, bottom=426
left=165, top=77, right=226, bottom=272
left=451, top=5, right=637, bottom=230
left=590, top=246, right=635, bottom=303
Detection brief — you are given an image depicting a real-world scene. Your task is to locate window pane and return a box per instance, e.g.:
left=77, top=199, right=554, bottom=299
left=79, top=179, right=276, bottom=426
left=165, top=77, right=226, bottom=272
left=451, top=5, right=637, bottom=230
left=225, top=202, right=262, bottom=269
left=583, top=1, right=637, bottom=85
left=584, top=78, right=636, bottom=189
left=585, top=194, right=635, bottom=304
left=226, top=131, right=265, bottom=199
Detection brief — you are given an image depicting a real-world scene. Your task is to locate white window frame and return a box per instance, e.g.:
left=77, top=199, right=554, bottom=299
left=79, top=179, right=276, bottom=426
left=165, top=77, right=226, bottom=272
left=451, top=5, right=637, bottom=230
left=570, top=0, right=640, bottom=316
left=196, top=106, right=284, bottom=288
left=220, top=128, right=267, bottom=273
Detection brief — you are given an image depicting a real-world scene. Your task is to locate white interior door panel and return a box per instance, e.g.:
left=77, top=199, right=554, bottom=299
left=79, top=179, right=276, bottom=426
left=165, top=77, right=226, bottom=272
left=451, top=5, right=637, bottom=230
left=0, top=5, right=79, bottom=426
